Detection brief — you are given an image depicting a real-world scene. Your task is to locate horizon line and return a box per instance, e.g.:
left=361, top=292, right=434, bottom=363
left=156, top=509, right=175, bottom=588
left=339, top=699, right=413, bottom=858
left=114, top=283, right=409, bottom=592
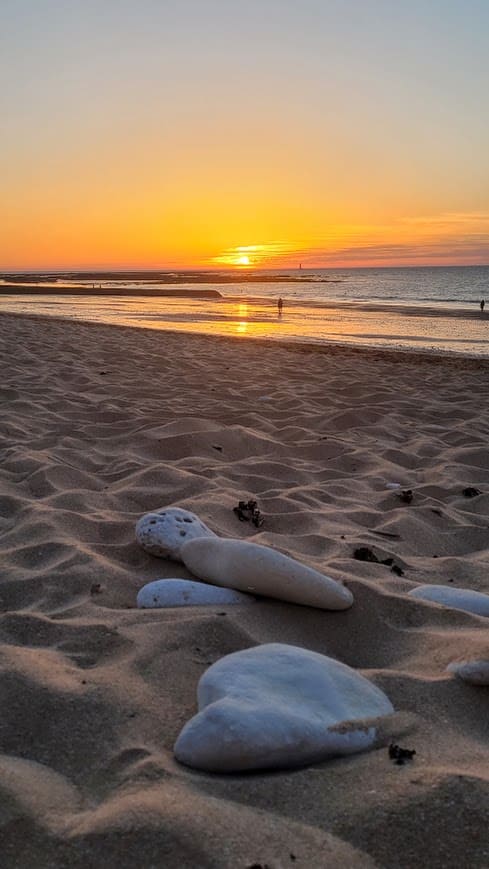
left=2, top=262, right=489, bottom=274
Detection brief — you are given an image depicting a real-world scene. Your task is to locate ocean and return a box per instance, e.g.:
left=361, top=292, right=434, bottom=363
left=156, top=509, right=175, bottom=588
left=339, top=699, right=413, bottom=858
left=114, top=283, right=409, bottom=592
left=1, top=265, right=488, bottom=357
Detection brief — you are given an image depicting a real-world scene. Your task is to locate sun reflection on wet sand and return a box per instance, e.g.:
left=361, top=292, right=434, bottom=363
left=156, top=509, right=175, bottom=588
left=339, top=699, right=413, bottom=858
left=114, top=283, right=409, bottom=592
left=236, top=302, right=249, bottom=334
left=1, top=294, right=488, bottom=356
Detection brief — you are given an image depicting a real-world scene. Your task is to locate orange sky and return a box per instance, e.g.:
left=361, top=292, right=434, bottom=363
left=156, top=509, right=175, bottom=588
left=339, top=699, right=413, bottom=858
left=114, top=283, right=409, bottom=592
left=1, top=2, right=488, bottom=271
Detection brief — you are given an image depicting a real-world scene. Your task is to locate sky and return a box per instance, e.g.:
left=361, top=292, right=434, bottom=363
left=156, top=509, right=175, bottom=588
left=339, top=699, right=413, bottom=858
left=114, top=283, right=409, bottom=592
left=1, top=0, right=488, bottom=270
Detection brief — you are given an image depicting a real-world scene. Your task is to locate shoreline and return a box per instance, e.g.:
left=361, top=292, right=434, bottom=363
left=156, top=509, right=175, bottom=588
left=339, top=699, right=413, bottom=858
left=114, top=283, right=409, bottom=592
left=1, top=285, right=485, bottom=318
left=2, top=308, right=489, bottom=367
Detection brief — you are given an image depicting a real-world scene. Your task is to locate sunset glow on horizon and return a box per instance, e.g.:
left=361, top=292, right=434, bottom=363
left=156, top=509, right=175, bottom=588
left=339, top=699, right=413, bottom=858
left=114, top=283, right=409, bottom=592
left=1, top=1, right=488, bottom=272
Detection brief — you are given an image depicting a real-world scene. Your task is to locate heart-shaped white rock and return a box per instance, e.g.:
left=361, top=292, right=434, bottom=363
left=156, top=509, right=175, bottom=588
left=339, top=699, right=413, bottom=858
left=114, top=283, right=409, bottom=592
left=181, top=538, right=353, bottom=610
left=174, top=643, right=394, bottom=772
left=137, top=578, right=252, bottom=608
left=136, top=507, right=216, bottom=561
left=408, top=585, right=489, bottom=617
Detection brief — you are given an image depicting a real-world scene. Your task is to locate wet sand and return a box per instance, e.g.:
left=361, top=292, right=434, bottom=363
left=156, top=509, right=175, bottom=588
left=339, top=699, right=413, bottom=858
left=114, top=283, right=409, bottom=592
left=0, top=294, right=488, bottom=356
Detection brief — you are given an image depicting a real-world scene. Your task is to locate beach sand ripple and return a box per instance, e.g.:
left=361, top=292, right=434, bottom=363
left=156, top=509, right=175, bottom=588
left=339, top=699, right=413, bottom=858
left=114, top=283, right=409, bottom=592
left=1, top=314, right=489, bottom=867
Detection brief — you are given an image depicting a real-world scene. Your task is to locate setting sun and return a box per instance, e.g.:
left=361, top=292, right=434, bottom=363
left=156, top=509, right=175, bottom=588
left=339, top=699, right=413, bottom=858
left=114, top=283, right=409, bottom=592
left=213, top=245, right=285, bottom=268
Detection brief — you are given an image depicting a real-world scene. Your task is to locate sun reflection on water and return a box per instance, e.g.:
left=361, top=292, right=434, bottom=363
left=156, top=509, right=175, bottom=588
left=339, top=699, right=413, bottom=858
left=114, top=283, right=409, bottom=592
left=236, top=302, right=249, bottom=334
left=1, top=294, right=487, bottom=355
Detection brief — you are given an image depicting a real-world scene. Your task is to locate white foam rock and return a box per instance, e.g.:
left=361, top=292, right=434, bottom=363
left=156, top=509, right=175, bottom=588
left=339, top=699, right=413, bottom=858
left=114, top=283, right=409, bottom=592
left=448, top=660, right=489, bottom=685
left=408, top=584, right=489, bottom=617
left=136, top=507, right=216, bottom=561
left=174, top=643, right=394, bottom=772
left=181, top=538, right=353, bottom=610
left=137, top=578, right=252, bottom=608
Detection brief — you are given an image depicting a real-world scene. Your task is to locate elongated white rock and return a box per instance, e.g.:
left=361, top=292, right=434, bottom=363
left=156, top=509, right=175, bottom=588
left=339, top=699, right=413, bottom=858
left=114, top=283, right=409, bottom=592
left=136, top=507, right=216, bottom=561
left=408, top=584, right=489, bottom=617
left=448, top=660, right=489, bottom=685
left=174, top=643, right=394, bottom=772
left=181, top=538, right=353, bottom=610
left=137, top=578, right=252, bottom=608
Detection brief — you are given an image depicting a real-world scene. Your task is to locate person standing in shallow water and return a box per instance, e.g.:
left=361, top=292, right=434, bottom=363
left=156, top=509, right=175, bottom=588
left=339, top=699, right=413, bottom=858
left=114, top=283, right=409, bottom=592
left=278, top=297, right=283, bottom=315
left=480, top=300, right=485, bottom=312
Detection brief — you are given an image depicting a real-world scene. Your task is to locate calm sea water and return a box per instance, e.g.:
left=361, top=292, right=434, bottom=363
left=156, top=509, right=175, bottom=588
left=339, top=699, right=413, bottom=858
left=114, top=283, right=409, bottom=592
left=208, top=265, right=489, bottom=306
left=1, top=266, right=489, bottom=356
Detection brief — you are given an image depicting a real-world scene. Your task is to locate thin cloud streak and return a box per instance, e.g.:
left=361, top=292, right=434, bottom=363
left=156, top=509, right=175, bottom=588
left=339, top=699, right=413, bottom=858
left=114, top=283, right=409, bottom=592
left=213, top=213, right=489, bottom=268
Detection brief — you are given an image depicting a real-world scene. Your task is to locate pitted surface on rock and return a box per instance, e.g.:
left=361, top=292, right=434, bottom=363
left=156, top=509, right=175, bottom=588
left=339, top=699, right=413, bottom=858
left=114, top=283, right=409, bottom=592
left=136, top=507, right=216, bottom=561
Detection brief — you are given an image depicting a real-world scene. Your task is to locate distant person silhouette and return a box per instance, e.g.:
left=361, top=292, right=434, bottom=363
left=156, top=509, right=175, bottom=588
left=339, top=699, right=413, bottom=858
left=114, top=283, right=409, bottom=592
left=278, top=297, right=283, bottom=315
left=480, top=299, right=485, bottom=312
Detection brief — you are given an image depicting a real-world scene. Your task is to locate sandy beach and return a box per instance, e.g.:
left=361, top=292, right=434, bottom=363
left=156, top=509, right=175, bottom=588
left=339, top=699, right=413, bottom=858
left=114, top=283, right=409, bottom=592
left=1, top=311, right=489, bottom=868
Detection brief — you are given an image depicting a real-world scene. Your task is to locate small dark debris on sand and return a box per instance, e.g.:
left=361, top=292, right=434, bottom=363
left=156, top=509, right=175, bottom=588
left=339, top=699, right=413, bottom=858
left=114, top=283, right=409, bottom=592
left=212, top=444, right=223, bottom=452
left=354, top=547, right=404, bottom=576
left=233, top=499, right=264, bottom=527
left=354, top=546, right=382, bottom=563
left=90, top=583, right=103, bottom=594
left=389, top=743, right=416, bottom=765
left=399, top=489, right=413, bottom=504
left=463, top=487, right=482, bottom=498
